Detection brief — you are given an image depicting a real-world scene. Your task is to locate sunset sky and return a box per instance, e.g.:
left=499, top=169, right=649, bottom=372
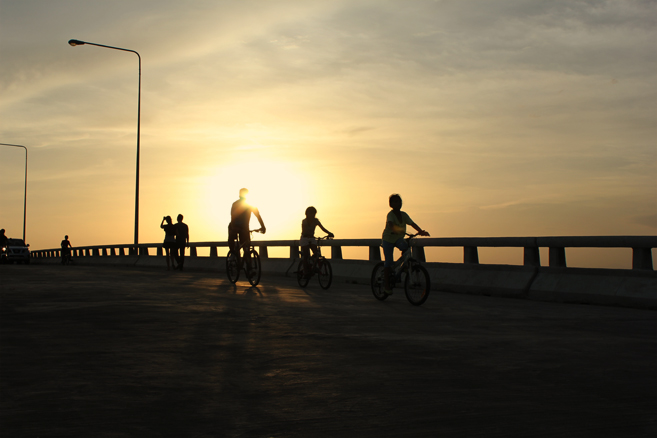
left=1, top=0, right=655, bottom=266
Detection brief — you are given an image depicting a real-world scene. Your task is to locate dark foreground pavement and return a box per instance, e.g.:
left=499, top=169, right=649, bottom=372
left=1, top=265, right=655, bottom=438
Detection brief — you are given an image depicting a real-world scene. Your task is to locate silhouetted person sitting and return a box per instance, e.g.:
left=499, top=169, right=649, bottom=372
left=61, top=235, right=73, bottom=265
left=381, top=194, right=429, bottom=295
left=228, top=188, right=266, bottom=277
left=300, top=207, right=333, bottom=278
left=175, top=214, right=189, bottom=271
left=160, top=216, right=177, bottom=271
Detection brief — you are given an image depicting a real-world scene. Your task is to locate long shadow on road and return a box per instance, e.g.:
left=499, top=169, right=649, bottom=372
left=1, top=265, right=655, bottom=437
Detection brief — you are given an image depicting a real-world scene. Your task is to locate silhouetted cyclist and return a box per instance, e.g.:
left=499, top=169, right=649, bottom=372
left=61, top=235, right=73, bottom=265
left=228, top=188, right=266, bottom=277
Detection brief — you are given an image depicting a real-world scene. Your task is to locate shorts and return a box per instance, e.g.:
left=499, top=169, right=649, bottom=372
left=381, top=238, right=409, bottom=268
left=299, top=236, right=316, bottom=247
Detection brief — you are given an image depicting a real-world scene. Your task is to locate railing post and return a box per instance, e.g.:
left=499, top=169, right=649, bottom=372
left=523, top=247, right=540, bottom=267
left=464, top=246, right=479, bottom=264
left=210, top=246, right=218, bottom=258
left=290, top=245, right=298, bottom=258
left=331, top=246, right=343, bottom=260
left=110, top=247, right=116, bottom=256
left=157, top=246, right=163, bottom=256
left=632, top=247, right=653, bottom=270
left=549, top=247, right=566, bottom=267
left=119, top=247, right=126, bottom=256
left=259, top=245, right=268, bottom=259
left=413, top=246, right=426, bottom=263
left=369, top=246, right=381, bottom=261
left=190, top=246, right=197, bottom=257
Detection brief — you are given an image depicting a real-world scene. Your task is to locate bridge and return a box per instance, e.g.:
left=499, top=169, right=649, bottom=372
left=31, top=235, right=657, bottom=309
left=1, top=264, right=655, bottom=437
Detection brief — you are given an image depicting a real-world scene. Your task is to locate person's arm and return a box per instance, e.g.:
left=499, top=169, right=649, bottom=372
left=317, top=220, right=334, bottom=237
left=160, top=218, right=166, bottom=229
left=410, top=222, right=430, bottom=236
left=186, top=226, right=190, bottom=246
left=254, top=208, right=266, bottom=233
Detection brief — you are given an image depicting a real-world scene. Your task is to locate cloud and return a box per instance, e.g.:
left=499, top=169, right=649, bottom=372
left=633, top=214, right=657, bottom=230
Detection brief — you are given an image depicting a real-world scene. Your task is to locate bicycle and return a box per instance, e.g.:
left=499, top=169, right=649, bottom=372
left=226, top=229, right=263, bottom=286
left=370, top=233, right=431, bottom=306
left=295, top=235, right=333, bottom=289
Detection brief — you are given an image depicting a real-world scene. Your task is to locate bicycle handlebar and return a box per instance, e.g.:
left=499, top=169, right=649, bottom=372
left=405, top=232, right=429, bottom=238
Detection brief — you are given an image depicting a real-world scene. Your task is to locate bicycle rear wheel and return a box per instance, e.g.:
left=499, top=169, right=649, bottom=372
left=318, top=258, right=332, bottom=289
left=404, top=262, right=430, bottom=306
left=370, top=262, right=388, bottom=301
left=226, top=250, right=240, bottom=284
left=296, top=260, right=310, bottom=287
left=247, top=249, right=261, bottom=286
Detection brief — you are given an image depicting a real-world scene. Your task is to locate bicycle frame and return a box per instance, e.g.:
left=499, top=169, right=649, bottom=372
left=226, top=229, right=263, bottom=286
left=389, top=234, right=419, bottom=281
left=230, top=229, right=262, bottom=263
left=296, top=235, right=334, bottom=289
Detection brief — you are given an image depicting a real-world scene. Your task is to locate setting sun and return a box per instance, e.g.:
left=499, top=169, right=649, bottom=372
left=195, top=156, right=317, bottom=243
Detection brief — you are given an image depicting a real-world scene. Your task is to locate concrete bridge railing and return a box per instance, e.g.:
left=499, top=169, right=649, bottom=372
left=31, top=236, right=656, bottom=309
left=32, top=236, right=655, bottom=270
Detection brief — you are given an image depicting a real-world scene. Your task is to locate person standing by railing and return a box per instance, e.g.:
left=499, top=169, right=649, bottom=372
left=175, top=214, right=189, bottom=271
left=381, top=194, right=429, bottom=294
left=160, top=216, right=177, bottom=271
left=1, top=229, right=8, bottom=259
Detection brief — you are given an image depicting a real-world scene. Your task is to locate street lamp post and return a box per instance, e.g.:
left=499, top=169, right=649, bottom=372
left=0, top=143, right=28, bottom=242
left=68, top=39, right=141, bottom=251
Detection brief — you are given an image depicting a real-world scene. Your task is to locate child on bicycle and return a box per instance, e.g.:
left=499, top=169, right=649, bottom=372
left=382, top=194, right=429, bottom=294
left=300, top=206, right=334, bottom=277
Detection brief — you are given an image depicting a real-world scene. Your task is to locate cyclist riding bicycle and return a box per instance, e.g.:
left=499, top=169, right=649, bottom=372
left=300, top=206, right=334, bottom=278
left=228, top=188, right=266, bottom=276
left=381, top=194, right=429, bottom=295
left=61, top=235, right=73, bottom=265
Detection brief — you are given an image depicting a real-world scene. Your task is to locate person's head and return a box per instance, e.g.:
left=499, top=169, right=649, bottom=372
left=177, top=214, right=183, bottom=223
left=389, top=194, right=402, bottom=210
left=0, top=229, right=5, bottom=236
left=65, top=235, right=69, bottom=240
left=165, top=216, right=172, bottom=224
left=239, top=188, right=249, bottom=199
left=305, top=206, right=317, bottom=219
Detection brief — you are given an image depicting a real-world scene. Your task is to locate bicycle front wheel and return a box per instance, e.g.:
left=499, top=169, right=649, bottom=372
left=404, top=262, right=430, bottom=306
left=248, top=249, right=261, bottom=286
left=370, top=262, right=388, bottom=301
left=226, top=250, right=240, bottom=283
left=297, top=260, right=310, bottom=287
left=318, top=258, right=332, bottom=290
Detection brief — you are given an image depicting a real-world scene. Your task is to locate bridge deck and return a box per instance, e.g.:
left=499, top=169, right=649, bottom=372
left=1, top=265, right=655, bottom=437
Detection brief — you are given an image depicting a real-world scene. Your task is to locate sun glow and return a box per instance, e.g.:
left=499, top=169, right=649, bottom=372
left=195, top=158, right=317, bottom=243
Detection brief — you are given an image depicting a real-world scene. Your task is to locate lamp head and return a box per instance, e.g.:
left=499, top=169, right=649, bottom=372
left=68, top=39, right=86, bottom=46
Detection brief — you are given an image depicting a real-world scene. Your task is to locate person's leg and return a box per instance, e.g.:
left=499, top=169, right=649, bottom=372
left=395, top=238, right=409, bottom=257
left=165, top=247, right=171, bottom=270
left=239, top=229, right=252, bottom=271
left=228, top=227, right=238, bottom=258
left=170, top=246, right=177, bottom=269
left=301, top=245, right=311, bottom=275
left=178, top=244, right=186, bottom=270
left=382, top=240, right=395, bottom=292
